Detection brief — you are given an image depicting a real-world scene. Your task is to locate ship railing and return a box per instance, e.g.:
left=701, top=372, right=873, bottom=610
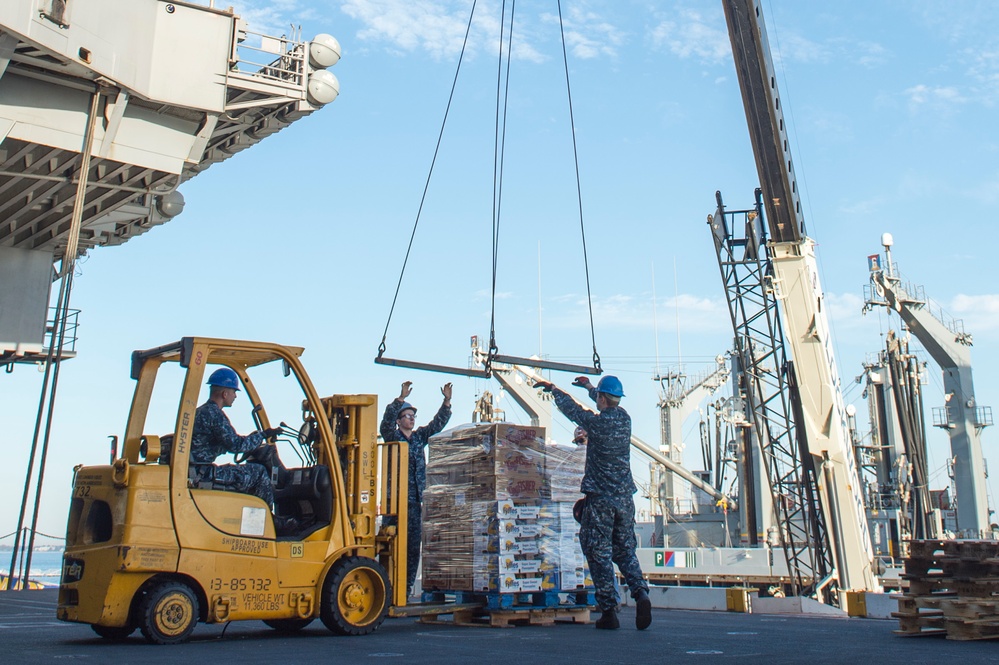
left=45, top=306, right=80, bottom=356
left=232, top=29, right=307, bottom=87
left=866, top=267, right=968, bottom=341
left=933, top=405, right=993, bottom=429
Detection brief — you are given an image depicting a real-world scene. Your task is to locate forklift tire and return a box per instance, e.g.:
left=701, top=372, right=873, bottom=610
left=263, top=618, right=314, bottom=633
left=92, top=624, right=136, bottom=641
left=320, top=556, right=390, bottom=636
left=137, top=580, right=199, bottom=645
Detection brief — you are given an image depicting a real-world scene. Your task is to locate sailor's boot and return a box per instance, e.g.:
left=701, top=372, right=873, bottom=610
left=635, top=589, right=652, bottom=630
left=595, top=609, right=620, bottom=630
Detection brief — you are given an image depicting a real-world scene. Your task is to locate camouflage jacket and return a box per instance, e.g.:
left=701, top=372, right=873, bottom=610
left=380, top=398, right=452, bottom=498
left=190, top=400, right=265, bottom=465
left=550, top=386, right=637, bottom=497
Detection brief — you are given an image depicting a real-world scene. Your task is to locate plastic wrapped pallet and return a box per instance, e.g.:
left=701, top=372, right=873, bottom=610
left=421, top=423, right=592, bottom=595
left=545, top=440, right=586, bottom=503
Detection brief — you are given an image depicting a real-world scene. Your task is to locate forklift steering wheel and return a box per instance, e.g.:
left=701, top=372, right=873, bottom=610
left=236, top=443, right=276, bottom=470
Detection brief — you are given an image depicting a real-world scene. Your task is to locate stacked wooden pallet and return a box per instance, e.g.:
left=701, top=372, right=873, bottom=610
left=894, top=539, right=999, bottom=640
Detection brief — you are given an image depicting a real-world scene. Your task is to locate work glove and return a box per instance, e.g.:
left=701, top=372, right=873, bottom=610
left=262, top=427, right=283, bottom=439
left=572, top=376, right=591, bottom=388
left=534, top=381, right=553, bottom=393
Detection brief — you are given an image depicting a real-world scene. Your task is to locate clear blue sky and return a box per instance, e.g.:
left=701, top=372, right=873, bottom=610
left=5, top=0, right=999, bottom=541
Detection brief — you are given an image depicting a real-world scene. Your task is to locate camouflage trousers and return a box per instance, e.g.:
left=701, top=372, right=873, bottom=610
left=196, top=463, right=273, bottom=505
left=578, top=494, right=649, bottom=612
left=406, top=499, right=422, bottom=595
left=384, top=499, right=422, bottom=596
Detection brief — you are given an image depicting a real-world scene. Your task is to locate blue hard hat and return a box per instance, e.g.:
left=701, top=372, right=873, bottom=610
left=596, top=375, right=624, bottom=397
left=398, top=402, right=417, bottom=417
left=206, top=367, right=241, bottom=390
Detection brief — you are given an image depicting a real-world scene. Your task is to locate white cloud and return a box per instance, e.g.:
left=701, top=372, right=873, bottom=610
left=824, top=291, right=867, bottom=331
left=323, top=0, right=622, bottom=63
left=772, top=33, right=828, bottom=67
left=650, top=8, right=729, bottom=64
left=846, top=40, right=889, bottom=69
left=905, top=83, right=967, bottom=110
left=339, top=0, right=483, bottom=60
left=967, top=48, right=999, bottom=106
left=545, top=291, right=730, bottom=334
left=950, top=293, right=999, bottom=334
left=963, top=171, right=999, bottom=206
left=540, top=6, right=624, bottom=60
left=474, top=288, right=513, bottom=300
left=230, top=0, right=318, bottom=37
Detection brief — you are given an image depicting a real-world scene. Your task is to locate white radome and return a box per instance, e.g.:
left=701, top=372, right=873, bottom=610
left=309, top=34, right=341, bottom=68
left=307, top=70, right=339, bottom=106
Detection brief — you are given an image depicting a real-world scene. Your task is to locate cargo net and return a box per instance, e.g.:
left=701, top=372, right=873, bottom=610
left=421, top=423, right=593, bottom=595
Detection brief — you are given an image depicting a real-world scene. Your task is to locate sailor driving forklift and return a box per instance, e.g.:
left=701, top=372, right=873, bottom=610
left=191, top=367, right=296, bottom=532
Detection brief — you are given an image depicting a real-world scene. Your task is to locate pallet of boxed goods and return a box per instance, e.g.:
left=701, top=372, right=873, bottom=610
left=420, top=423, right=595, bottom=626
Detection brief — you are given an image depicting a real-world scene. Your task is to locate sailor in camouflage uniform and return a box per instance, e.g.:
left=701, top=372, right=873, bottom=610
left=535, top=375, right=653, bottom=630
left=191, top=368, right=283, bottom=505
left=380, top=380, right=453, bottom=597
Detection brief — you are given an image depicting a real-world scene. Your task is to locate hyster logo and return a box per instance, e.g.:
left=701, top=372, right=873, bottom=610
left=62, top=558, right=84, bottom=583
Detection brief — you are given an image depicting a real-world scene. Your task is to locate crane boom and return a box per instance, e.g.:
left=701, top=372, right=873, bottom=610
left=722, top=0, right=803, bottom=244
left=722, top=0, right=879, bottom=592
left=866, top=239, right=991, bottom=537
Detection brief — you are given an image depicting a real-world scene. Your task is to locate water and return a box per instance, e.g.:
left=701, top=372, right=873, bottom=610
left=0, top=549, right=64, bottom=587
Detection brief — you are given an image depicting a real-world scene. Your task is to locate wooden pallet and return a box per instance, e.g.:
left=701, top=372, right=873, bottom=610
left=892, top=593, right=958, bottom=613
left=422, top=589, right=596, bottom=611
left=945, top=617, right=999, bottom=641
left=418, top=589, right=595, bottom=628
left=942, top=540, right=999, bottom=561
left=902, top=574, right=952, bottom=596
left=907, top=540, right=947, bottom=559
left=897, top=540, right=999, bottom=640
left=421, top=605, right=592, bottom=628
left=937, top=596, right=999, bottom=620
left=892, top=610, right=947, bottom=637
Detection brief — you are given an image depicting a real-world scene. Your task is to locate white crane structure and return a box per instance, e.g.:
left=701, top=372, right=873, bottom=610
left=469, top=341, right=736, bottom=510
left=717, top=0, right=879, bottom=596
left=654, top=357, right=730, bottom=514
left=864, top=233, right=993, bottom=538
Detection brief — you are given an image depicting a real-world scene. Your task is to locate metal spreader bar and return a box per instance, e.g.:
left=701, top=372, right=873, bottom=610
left=489, top=354, right=602, bottom=375
left=374, top=355, right=492, bottom=378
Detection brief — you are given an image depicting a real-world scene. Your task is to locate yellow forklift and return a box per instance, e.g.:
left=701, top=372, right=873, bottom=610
left=57, top=337, right=410, bottom=643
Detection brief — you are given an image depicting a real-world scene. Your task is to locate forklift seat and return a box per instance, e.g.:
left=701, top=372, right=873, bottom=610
left=274, top=465, right=333, bottom=528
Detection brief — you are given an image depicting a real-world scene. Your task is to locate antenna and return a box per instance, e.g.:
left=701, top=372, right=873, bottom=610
left=538, top=240, right=543, bottom=358
left=652, top=261, right=660, bottom=377
left=674, top=257, right=682, bottom=372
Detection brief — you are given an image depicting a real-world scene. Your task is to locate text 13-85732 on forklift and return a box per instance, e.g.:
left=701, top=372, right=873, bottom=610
left=57, top=337, right=409, bottom=644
